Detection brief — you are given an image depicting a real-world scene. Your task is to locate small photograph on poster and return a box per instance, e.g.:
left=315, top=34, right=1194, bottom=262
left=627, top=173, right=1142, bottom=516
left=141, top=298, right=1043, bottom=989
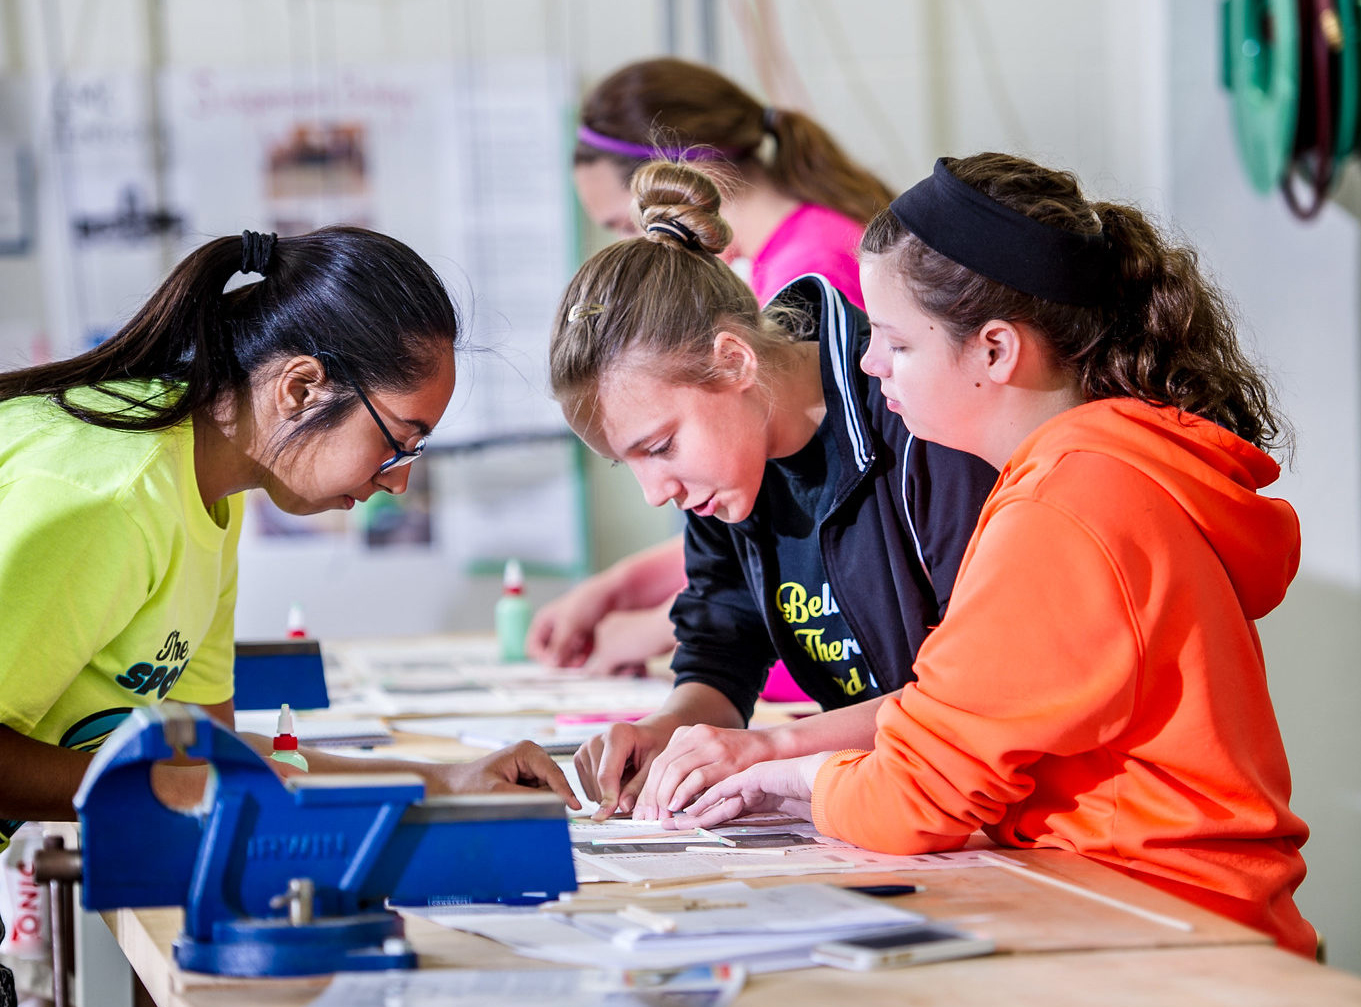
left=265, top=121, right=373, bottom=234
left=267, top=122, right=368, bottom=198
left=361, top=463, right=433, bottom=549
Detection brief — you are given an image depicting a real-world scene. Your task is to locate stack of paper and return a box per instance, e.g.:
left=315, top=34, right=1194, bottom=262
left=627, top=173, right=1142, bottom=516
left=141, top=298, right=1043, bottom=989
left=322, top=638, right=673, bottom=717
left=415, top=882, right=928, bottom=973
left=307, top=964, right=745, bottom=1007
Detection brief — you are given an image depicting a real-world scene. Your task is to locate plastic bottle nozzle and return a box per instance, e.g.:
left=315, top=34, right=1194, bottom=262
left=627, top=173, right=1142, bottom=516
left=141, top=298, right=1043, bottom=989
left=269, top=703, right=308, bottom=770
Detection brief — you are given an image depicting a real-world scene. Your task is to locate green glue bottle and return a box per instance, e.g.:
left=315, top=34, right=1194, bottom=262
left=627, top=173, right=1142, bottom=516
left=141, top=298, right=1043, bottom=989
left=495, top=558, right=532, bottom=663
left=268, top=703, right=309, bottom=772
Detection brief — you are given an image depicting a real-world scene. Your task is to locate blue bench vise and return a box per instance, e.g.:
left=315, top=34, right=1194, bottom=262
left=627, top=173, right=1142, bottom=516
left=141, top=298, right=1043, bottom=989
left=57, top=703, right=577, bottom=977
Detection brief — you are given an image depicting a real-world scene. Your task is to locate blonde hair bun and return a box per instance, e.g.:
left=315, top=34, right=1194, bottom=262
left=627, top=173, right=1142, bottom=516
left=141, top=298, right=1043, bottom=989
left=631, top=160, right=732, bottom=255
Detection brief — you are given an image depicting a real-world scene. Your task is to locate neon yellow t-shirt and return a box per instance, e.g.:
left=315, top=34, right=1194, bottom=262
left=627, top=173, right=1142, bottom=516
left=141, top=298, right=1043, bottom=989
left=0, top=385, right=243, bottom=850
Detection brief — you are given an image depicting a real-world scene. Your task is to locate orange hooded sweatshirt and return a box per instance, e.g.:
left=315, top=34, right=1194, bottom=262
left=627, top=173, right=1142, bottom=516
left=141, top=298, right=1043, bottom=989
left=812, top=399, right=1314, bottom=954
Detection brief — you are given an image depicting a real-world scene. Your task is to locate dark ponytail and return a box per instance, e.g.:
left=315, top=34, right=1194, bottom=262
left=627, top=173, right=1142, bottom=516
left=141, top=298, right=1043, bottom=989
left=575, top=57, right=892, bottom=226
left=762, top=107, right=893, bottom=225
left=862, top=152, right=1289, bottom=454
left=0, top=226, right=460, bottom=443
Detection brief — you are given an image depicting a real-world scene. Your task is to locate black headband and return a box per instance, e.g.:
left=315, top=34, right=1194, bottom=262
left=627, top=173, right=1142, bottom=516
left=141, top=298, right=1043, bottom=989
left=241, top=230, right=277, bottom=276
left=889, top=158, right=1112, bottom=307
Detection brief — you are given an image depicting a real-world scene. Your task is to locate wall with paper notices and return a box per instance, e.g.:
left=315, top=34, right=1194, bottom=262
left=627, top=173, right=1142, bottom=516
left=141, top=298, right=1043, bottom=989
left=0, top=0, right=1359, bottom=973
left=0, top=1, right=593, bottom=639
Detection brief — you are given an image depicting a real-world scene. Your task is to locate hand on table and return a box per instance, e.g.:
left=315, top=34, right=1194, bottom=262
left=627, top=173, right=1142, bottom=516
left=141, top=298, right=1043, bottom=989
left=525, top=580, right=610, bottom=669
left=432, top=740, right=581, bottom=810
left=528, top=594, right=674, bottom=677
left=572, top=718, right=679, bottom=820
left=631, top=724, right=780, bottom=820
left=665, top=753, right=829, bottom=829
left=572, top=607, right=676, bottom=677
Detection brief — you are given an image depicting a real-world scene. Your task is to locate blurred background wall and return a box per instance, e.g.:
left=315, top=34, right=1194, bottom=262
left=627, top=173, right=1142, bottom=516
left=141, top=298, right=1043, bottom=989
left=0, top=0, right=1356, bottom=972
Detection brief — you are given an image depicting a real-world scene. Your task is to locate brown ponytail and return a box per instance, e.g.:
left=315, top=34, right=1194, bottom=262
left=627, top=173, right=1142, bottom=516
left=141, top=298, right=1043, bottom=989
left=576, top=57, right=892, bottom=225
left=861, top=152, right=1290, bottom=454
left=763, top=107, right=893, bottom=224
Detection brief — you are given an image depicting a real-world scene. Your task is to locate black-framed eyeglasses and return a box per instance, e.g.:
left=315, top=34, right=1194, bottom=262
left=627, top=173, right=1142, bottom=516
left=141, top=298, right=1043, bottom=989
left=348, top=380, right=428, bottom=474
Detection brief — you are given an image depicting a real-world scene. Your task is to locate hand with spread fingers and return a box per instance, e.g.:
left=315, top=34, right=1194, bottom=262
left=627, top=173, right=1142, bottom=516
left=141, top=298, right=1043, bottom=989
left=666, top=752, right=829, bottom=830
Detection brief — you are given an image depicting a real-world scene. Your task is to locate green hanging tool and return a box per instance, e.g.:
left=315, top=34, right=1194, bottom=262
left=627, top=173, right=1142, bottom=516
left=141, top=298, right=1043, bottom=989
left=1223, top=0, right=1301, bottom=192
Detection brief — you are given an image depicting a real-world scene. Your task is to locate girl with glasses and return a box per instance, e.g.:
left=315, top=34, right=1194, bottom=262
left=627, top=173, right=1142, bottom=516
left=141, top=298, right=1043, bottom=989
left=0, top=226, right=577, bottom=859
left=667, top=153, right=1315, bottom=956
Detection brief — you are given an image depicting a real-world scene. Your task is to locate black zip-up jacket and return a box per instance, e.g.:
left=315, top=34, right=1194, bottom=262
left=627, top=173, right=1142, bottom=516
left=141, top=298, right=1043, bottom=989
left=669, top=276, right=999, bottom=722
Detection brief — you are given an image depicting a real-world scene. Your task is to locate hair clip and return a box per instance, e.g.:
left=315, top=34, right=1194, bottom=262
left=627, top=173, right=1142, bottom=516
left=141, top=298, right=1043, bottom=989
left=568, top=302, right=606, bottom=322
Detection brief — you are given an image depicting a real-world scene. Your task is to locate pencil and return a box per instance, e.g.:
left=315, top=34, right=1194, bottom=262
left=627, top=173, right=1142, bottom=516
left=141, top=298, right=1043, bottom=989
left=975, top=852, right=1195, bottom=932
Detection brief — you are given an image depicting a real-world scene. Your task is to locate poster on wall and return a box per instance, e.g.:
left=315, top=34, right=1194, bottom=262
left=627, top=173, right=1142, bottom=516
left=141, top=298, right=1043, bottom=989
left=40, top=72, right=184, bottom=353
left=154, top=61, right=584, bottom=582
left=160, top=61, right=573, bottom=446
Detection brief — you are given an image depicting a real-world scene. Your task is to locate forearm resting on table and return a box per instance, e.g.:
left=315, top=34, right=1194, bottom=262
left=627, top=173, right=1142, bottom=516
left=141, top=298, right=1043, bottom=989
left=0, top=726, right=93, bottom=822
left=760, top=690, right=895, bottom=760
left=235, top=732, right=421, bottom=779
left=0, top=723, right=213, bottom=820
left=599, top=535, right=687, bottom=611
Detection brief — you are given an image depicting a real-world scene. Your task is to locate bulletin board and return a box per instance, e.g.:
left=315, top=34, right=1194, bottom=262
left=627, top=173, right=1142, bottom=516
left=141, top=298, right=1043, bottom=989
left=28, top=58, right=588, bottom=611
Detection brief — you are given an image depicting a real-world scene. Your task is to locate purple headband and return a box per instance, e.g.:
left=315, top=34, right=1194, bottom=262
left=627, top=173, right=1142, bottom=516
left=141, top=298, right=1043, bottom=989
left=576, top=124, right=740, bottom=162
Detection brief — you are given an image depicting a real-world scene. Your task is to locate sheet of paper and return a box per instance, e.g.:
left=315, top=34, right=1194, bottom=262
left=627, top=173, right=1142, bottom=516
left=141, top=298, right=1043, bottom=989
left=574, top=849, right=860, bottom=884
left=232, top=711, right=392, bottom=748
left=390, top=715, right=607, bottom=754
left=605, top=882, right=924, bottom=944
left=412, top=882, right=925, bottom=973
left=306, top=964, right=745, bottom=1007
left=353, top=678, right=672, bottom=718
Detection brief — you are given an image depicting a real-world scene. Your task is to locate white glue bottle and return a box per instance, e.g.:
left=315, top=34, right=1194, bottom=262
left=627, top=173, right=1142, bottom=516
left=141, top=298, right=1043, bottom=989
left=268, top=703, right=309, bottom=772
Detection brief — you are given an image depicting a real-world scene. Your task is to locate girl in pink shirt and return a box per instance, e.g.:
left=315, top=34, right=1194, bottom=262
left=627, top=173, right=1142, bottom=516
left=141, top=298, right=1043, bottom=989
left=532, top=58, right=894, bottom=704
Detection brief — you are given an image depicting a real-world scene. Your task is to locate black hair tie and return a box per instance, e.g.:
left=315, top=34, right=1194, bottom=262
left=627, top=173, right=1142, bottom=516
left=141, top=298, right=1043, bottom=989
left=645, top=218, right=704, bottom=253
left=241, top=230, right=278, bottom=275
left=762, top=106, right=779, bottom=134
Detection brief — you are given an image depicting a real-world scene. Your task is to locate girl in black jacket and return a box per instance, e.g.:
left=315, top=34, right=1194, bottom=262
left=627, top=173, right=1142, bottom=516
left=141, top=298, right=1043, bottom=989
left=549, top=159, right=997, bottom=821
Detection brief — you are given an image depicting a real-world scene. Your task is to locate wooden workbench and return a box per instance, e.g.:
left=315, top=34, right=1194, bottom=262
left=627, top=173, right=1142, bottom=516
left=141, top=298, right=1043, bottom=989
left=103, top=845, right=1361, bottom=1007
left=82, top=637, right=1361, bottom=1004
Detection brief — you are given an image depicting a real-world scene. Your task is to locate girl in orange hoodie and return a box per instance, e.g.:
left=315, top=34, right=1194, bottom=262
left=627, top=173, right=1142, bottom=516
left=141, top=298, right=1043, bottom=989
left=670, top=152, right=1315, bottom=955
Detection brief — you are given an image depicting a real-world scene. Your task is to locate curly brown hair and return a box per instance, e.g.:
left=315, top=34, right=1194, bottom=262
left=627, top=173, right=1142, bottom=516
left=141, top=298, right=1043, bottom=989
left=861, top=153, right=1290, bottom=454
